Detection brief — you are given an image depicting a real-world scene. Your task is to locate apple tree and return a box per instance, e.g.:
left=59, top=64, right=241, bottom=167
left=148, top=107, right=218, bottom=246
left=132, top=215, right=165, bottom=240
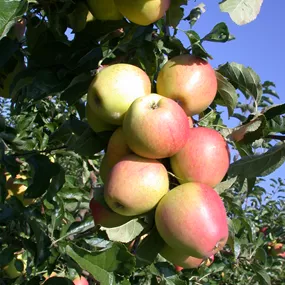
left=0, top=0, right=284, bottom=284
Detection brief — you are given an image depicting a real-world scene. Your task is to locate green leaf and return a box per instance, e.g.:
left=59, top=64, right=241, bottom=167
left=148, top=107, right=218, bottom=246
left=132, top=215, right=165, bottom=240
left=262, top=104, right=285, bottom=120
left=46, top=166, right=66, bottom=202
left=251, top=263, right=271, bottom=285
left=28, top=217, right=51, bottom=266
left=67, top=216, right=94, bottom=236
left=66, top=243, right=135, bottom=281
left=166, top=0, right=187, bottom=28
left=220, top=0, right=264, bottom=26
left=136, top=227, right=165, bottom=267
left=267, top=115, right=285, bottom=134
left=25, top=154, right=61, bottom=198
left=215, top=177, right=237, bottom=194
left=255, top=247, right=267, bottom=264
left=203, top=22, right=235, bottom=43
left=215, top=71, right=238, bottom=116
left=218, top=62, right=263, bottom=103
left=101, top=218, right=145, bottom=243
left=230, top=114, right=268, bottom=144
left=0, top=0, right=28, bottom=39
left=184, top=3, right=206, bottom=27
left=228, top=142, right=285, bottom=178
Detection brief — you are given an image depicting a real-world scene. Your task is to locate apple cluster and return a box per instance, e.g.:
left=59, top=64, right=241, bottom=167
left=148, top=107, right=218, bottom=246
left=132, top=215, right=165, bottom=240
left=87, top=54, right=231, bottom=269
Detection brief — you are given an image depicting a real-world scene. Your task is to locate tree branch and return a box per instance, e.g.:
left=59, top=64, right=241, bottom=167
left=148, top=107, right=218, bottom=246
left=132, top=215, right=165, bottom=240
left=266, top=135, right=285, bottom=141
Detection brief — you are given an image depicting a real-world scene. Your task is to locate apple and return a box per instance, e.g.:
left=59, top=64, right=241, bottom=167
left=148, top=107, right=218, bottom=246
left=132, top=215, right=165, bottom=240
left=73, top=276, right=89, bottom=285
left=89, top=197, right=131, bottom=228
left=6, top=174, right=34, bottom=206
left=156, top=54, right=218, bottom=116
left=170, top=127, right=230, bottom=187
left=123, top=94, right=190, bottom=159
left=269, top=243, right=285, bottom=258
left=3, top=254, right=26, bottom=279
left=7, top=18, right=26, bottom=41
left=87, top=63, right=151, bottom=125
left=114, top=0, right=170, bottom=26
left=68, top=2, right=95, bottom=33
left=87, top=0, right=122, bottom=20
left=104, top=154, right=169, bottom=216
left=86, top=103, right=116, bottom=133
left=105, top=127, right=132, bottom=167
left=155, top=182, right=228, bottom=258
left=188, top=116, right=194, bottom=128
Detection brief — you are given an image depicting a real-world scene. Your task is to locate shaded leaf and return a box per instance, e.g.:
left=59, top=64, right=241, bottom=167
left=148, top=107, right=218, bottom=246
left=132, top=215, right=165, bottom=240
left=251, top=263, right=271, bottom=285
left=203, top=22, right=235, bottom=43
left=184, top=3, right=206, bottom=27
left=215, top=177, right=237, bottom=194
left=166, top=0, right=187, bottom=28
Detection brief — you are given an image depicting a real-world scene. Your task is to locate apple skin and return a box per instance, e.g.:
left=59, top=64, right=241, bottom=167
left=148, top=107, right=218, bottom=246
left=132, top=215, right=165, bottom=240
left=161, top=245, right=215, bottom=269
left=73, top=276, right=89, bottom=285
left=156, top=54, right=217, bottom=116
left=104, top=154, right=169, bottom=216
left=155, top=182, right=229, bottom=258
left=269, top=243, right=285, bottom=258
left=114, top=0, right=170, bottom=26
left=123, top=94, right=190, bottom=159
left=170, top=127, right=230, bottom=188
left=87, top=0, right=122, bottom=20
left=86, top=103, right=116, bottom=133
left=3, top=254, right=26, bottom=279
left=87, top=63, right=151, bottom=125
left=6, top=174, right=34, bottom=206
left=89, top=197, right=131, bottom=228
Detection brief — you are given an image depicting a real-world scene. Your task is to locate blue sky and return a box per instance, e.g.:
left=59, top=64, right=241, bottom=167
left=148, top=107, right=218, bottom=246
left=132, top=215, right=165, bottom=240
left=177, top=1, right=284, bottom=190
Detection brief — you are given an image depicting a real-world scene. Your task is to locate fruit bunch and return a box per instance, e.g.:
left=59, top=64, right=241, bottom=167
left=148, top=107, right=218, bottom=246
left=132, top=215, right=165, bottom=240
left=87, top=54, right=231, bottom=269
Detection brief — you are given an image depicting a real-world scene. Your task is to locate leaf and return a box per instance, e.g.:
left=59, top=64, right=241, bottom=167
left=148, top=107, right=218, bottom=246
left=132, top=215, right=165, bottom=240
left=0, top=0, right=28, bottom=39
left=28, top=217, right=51, bottom=266
left=218, top=62, right=262, bottom=104
left=25, top=154, right=61, bottom=198
left=66, top=242, right=135, bottom=277
left=60, top=73, right=93, bottom=105
left=230, top=114, right=268, bottom=144
left=184, top=3, right=206, bottom=27
left=101, top=218, right=145, bottom=243
left=67, top=216, right=94, bottom=236
left=215, top=71, right=238, bottom=116
left=215, top=177, right=237, bottom=194
left=219, top=0, right=263, bottom=26
left=136, top=227, right=165, bottom=267
left=267, top=115, right=285, bottom=134
left=184, top=30, right=212, bottom=59
left=251, top=263, right=271, bottom=285
left=255, top=247, right=267, bottom=264
left=166, top=0, right=187, bottom=28
left=203, top=22, right=235, bottom=43
left=262, top=103, right=285, bottom=120
left=0, top=37, right=19, bottom=68
left=228, top=142, right=285, bottom=178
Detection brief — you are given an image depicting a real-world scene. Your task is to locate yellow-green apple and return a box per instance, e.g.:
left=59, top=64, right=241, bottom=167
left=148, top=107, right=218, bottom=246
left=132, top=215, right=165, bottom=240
left=155, top=182, right=228, bottom=258
left=86, top=103, right=116, bottom=133
left=114, top=0, right=170, bottom=26
left=89, top=197, right=131, bottom=227
left=161, top=245, right=215, bottom=269
left=156, top=54, right=217, bottom=116
left=87, top=63, right=151, bottom=125
left=6, top=174, right=35, bottom=207
left=3, top=254, right=26, bottom=279
left=105, top=127, right=132, bottom=167
left=170, top=127, right=230, bottom=187
left=73, top=276, right=89, bottom=285
left=87, top=0, right=122, bottom=20
left=104, top=154, right=169, bottom=216
left=68, top=2, right=95, bottom=32
left=123, top=94, right=190, bottom=159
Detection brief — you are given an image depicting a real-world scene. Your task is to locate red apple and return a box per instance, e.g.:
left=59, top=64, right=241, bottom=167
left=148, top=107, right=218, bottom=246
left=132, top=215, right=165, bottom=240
left=104, top=154, right=169, bottom=216
left=89, top=197, right=131, bottom=228
left=123, top=94, right=190, bottom=159
left=269, top=243, right=285, bottom=258
left=155, top=182, right=229, bottom=258
left=170, top=127, right=230, bottom=187
left=156, top=54, right=217, bottom=116
left=73, top=276, right=88, bottom=285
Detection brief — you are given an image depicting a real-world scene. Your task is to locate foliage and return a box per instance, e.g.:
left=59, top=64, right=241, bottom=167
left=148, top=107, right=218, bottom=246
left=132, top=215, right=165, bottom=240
left=0, top=0, right=284, bottom=285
